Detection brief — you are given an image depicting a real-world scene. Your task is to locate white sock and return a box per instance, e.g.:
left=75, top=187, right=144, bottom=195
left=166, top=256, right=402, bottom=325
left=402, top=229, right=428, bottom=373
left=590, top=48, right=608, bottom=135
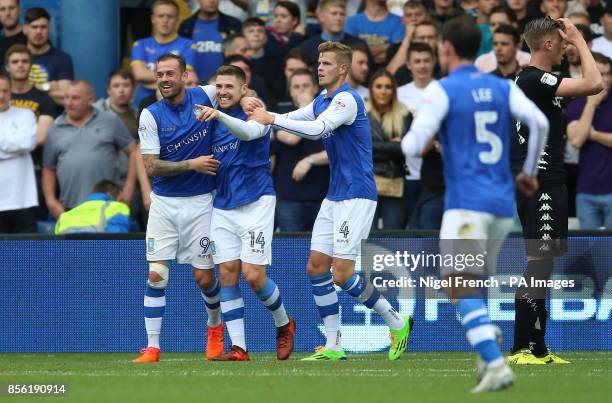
left=226, top=318, right=246, bottom=350
left=373, top=298, right=405, bottom=330
left=145, top=318, right=161, bottom=349
left=323, top=314, right=342, bottom=351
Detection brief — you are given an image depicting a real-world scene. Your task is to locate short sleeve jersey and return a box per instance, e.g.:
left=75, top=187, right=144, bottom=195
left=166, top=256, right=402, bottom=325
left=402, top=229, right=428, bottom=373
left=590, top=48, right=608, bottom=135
left=139, top=86, right=216, bottom=197
left=513, top=66, right=565, bottom=187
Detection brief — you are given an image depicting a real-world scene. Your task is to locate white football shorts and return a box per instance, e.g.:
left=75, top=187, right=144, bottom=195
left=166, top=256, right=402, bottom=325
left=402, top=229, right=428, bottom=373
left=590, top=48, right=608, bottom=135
left=439, top=208, right=513, bottom=277
left=210, top=195, right=275, bottom=266
left=145, top=192, right=214, bottom=269
left=311, top=198, right=377, bottom=260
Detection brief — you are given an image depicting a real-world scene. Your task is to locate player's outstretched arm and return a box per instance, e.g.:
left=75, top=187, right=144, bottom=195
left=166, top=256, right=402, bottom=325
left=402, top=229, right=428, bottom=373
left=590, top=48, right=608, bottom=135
left=257, top=92, right=357, bottom=140
left=555, top=19, right=604, bottom=97
left=401, top=81, right=448, bottom=158
left=194, top=104, right=269, bottom=141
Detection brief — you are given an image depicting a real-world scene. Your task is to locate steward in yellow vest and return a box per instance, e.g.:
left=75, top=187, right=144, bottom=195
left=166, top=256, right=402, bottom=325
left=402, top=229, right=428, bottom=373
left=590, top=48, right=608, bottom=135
left=55, top=181, right=130, bottom=234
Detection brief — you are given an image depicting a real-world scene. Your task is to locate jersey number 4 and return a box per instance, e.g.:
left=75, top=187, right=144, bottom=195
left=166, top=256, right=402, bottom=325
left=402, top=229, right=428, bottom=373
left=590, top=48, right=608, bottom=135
left=474, top=111, right=502, bottom=164
left=339, top=221, right=350, bottom=238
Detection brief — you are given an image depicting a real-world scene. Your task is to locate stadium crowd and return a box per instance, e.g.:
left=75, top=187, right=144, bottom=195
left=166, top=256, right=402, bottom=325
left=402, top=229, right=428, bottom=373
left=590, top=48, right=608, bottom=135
left=1, top=0, right=611, bottom=234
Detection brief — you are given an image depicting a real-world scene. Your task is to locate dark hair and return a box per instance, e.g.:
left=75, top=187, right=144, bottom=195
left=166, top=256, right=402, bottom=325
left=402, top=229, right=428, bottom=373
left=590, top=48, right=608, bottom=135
left=441, top=16, right=481, bottom=60
left=92, top=180, right=121, bottom=198
left=404, top=0, right=427, bottom=10
left=156, top=53, right=186, bottom=72
left=493, top=24, right=520, bottom=45
left=151, top=0, right=179, bottom=14
left=242, top=17, right=265, bottom=30
left=216, top=65, right=247, bottom=84
left=490, top=6, right=517, bottom=23
left=283, top=47, right=310, bottom=69
left=275, top=1, right=301, bottom=21
left=592, top=52, right=612, bottom=68
left=289, top=68, right=316, bottom=86
left=523, top=17, right=560, bottom=51
left=407, top=42, right=434, bottom=58
left=108, top=68, right=135, bottom=87
left=350, top=42, right=369, bottom=56
left=225, top=54, right=252, bottom=68
left=4, top=44, right=32, bottom=66
left=25, top=7, right=50, bottom=24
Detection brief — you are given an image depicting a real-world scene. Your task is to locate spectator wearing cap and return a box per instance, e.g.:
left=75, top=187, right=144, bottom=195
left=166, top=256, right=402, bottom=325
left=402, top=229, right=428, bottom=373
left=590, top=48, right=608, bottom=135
left=23, top=7, right=73, bottom=106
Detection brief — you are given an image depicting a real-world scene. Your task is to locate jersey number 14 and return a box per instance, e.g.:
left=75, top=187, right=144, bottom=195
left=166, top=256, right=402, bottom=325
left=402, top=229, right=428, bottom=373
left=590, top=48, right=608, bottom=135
left=474, top=111, right=502, bottom=164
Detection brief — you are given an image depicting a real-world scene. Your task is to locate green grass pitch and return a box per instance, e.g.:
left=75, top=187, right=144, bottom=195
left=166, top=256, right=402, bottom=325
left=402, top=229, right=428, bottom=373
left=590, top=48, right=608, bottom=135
left=0, top=352, right=611, bottom=403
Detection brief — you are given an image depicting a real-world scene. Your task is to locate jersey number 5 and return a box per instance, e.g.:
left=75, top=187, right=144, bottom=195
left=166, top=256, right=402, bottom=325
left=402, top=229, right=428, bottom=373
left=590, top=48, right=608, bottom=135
left=474, top=111, right=502, bottom=164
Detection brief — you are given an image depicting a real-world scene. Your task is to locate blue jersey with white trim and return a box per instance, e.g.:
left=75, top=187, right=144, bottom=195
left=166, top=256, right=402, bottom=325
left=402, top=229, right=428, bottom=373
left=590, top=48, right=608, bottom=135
left=142, top=87, right=215, bottom=197
left=438, top=65, right=514, bottom=217
left=312, top=83, right=377, bottom=201
left=212, top=106, right=275, bottom=210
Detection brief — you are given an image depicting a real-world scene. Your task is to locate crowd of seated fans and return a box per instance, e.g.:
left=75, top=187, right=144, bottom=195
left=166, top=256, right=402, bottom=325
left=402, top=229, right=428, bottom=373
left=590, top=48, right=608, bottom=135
left=0, top=0, right=611, bottom=234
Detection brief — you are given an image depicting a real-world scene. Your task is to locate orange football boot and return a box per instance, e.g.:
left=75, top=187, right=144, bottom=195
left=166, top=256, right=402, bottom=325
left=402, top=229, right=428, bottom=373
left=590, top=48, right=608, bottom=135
left=211, top=345, right=249, bottom=361
left=206, top=323, right=225, bottom=360
left=276, top=317, right=295, bottom=360
left=132, top=347, right=160, bottom=363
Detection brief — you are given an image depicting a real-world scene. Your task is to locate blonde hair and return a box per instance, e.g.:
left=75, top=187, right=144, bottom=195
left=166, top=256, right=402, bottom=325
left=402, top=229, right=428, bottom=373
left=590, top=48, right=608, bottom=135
left=318, top=41, right=352, bottom=67
left=365, top=70, right=409, bottom=140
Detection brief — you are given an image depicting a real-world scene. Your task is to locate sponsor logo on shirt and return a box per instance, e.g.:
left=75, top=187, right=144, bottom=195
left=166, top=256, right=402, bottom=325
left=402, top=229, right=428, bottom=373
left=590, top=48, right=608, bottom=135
left=213, top=139, right=239, bottom=154
left=540, top=73, right=558, bottom=86
left=166, top=129, right=208, bottom=153
left=195, top=41, right=222, bottom=53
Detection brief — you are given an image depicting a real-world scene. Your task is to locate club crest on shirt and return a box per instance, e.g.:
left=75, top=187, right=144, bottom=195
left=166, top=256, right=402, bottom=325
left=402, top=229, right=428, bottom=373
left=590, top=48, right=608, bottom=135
left=540, top=73, right=558, bottom=86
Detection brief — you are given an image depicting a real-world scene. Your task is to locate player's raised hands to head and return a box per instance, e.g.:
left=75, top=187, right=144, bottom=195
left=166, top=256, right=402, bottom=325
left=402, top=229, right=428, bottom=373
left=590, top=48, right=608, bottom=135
left=241, top=97, right=265, bottom=114
left=516, top=172, right=539, bottom=197
left=557, top=18, right=584, bottom=47
left=187, top=155, right=220, bottom=175
left=249, top=108, right=275, bottom=125
left=194, top=104, right=219, bottom=121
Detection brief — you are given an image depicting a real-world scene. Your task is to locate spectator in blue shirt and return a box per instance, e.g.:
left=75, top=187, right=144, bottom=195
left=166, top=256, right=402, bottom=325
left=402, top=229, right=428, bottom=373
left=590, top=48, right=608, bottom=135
left=178, top=0, right=242, bottom=83
left=131, top=0, right=195, bottom=108
left=345, top=0, right=405, bottom=67
left=23, top=7, right=73, bottom=107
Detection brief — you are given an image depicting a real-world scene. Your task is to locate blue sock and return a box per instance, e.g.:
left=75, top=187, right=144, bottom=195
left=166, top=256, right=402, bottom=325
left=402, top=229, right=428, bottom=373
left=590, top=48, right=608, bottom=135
left=339, top=273, right=380, bottom=309
left=256, top=278, right=289, bottom=327
left=201, top=278, right=221, bottom=327
left=144, top=286, right=165, bottom=348
left=457, top=298, right=503, bottom=366
left=309, top=273, right=341, bottom=350
left=220, top=285, right=246, bottom=350
left=340, top=274, right=404, bottom=329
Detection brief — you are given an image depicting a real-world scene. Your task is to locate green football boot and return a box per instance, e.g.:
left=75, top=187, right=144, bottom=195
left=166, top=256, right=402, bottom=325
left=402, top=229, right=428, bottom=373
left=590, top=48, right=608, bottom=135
left=388, top=316, right=414, bottom=361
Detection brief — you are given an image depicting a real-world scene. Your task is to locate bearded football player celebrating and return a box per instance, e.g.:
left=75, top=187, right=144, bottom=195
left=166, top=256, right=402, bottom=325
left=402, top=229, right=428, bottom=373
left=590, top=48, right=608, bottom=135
left=249, top=42, right=413, bottom=361
left=133, top=54, right=223, bottom=363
